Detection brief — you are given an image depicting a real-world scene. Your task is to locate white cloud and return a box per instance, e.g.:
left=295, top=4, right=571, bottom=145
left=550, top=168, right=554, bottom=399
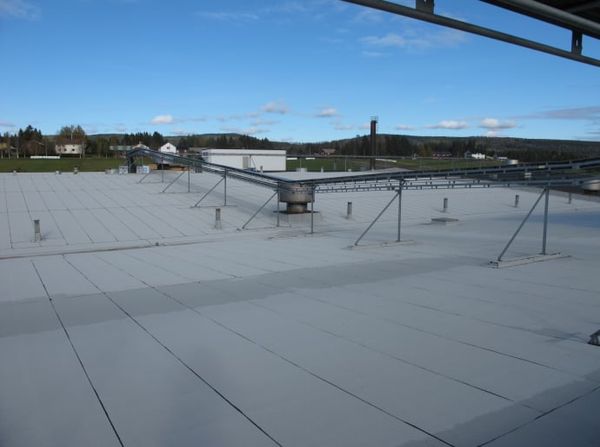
left=262, top=101, right=289, bottom=114
left=361, top=51, right=386, bottom=58
left=360, top=28, right=466, bottom=51
left=0, top=0, right=40, bottom=19
left=479, top=118, right=517, bottom=130
left=333, top=122, right=354, bottom=131
left=316, top=107, right=339, bottom=118
left=151, top=114, right=174, bottom=125
left=251, top=118, right=279, bottom=126
left=352, top=9, right=385, bottom=23
left=485, top=130, right=498, bottom=137
left=428, top=120, right=469, bottom=130
left=395, top=124, right=416, bottom=131
left=196, top=11, right=259, bottom=21
left=0, top=120, right=16, bottom=128
left=221, top=126, right=268, bottom=136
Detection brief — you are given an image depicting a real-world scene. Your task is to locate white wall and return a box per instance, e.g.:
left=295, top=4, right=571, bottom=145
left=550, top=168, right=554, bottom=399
left=159, top=143, right=177, bottom=154
left=201, top=149, right=286, bottom=171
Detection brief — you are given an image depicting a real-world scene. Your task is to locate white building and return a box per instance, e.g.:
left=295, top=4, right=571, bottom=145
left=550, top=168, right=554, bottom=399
left=201, top=149, right=286, bottom=171
left=55, top=144, right=83, bottom=155
left=159, top=142, right=177, bottom=154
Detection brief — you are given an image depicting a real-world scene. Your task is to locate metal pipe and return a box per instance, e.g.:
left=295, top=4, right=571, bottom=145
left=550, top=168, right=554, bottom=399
left=542, top=188, right=549, bottom=255
left=215, top=208, right=222, bottom=229
left=497, top=188, right=546, bottom=261
left=188, top=167, right=191, bottom=193
left=33, top=219, right=41, bottom=242
left=341, top=0, right=600, bottom=67
left=443, top=197, right=448, bottom=212
left=347, top=201, right=353, bottom=219
left=514, top=194, right=520, bottom=207
left=568, top=192, right=572, bottom=204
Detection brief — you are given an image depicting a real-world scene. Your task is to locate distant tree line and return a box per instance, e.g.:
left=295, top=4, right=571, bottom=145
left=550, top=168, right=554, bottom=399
left=2, top=124, right=598, bottom=161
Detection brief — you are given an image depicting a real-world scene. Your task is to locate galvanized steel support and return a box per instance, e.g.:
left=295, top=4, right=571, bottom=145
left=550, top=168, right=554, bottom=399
left=276, top=186, right=281, bottom=227
left=310, top=187, right=315, bottom=234
left=542, top=188, right=550, bottom=255
left=354, top=191, right=399, bottom=246
left=497, top=188, right=548, bottom=262
left=161, top=171, right=185, bottom=193
left=241, top=191, right=278, bottom=230
left=397, top=182, right=403, bottom=242
left=192, top=177, right=225, bottom=207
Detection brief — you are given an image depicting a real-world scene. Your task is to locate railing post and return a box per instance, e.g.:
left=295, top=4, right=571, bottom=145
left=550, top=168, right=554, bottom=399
left=542, top=188, right=549, bottom=255
left=514, top=194, right=520, bottom=207
left=276, top=186, right=280, bottom=227
left=346, top=201, right=353, bottom=219
left=223, top=170, right=227, bottom=206
left=397, top=182, right=403, bottom=242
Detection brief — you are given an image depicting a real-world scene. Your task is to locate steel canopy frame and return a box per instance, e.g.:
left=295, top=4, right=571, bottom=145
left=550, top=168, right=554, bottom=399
left=340, top=0, right=600, bottom=67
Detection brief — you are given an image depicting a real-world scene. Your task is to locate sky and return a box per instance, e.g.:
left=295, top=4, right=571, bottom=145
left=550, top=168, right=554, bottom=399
left=1, top=0, right=599, bottom=142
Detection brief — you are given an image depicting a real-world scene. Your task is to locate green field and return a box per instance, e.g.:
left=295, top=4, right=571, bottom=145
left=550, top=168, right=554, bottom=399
left=0, top=157, right=124, bottom=173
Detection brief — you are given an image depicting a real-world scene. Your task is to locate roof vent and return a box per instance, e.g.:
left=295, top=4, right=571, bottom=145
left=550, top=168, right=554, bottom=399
left=589, top=330, right=600, bottom=346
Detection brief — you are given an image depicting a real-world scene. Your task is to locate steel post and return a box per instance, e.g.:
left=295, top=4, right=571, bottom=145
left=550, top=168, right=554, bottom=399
left=310, top=188, right=314, bottom=234
left=188, top=168, right=191, bottom=193
left=224, top=170, right=227, bottom=206
left=397, top=183, right=403, bottom=242
left=276, top=186, right=280, bottom=227
left=347, top=201, right=353, bottom=219
left=514, top=194, right=520, bottom=207
left=497, top=188, right=546, bottom=261
left=542, top=188, right=549, bottom=255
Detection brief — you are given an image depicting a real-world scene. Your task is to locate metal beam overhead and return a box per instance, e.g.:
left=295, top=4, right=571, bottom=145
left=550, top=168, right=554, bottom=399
left=340, top=0, right=600, bottom=67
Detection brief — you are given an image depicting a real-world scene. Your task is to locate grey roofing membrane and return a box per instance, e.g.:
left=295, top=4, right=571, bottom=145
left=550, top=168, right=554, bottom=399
left=1, top=170, right=599, bottom=446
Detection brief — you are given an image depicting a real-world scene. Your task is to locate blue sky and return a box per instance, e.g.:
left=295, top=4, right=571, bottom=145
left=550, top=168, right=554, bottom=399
left=1, top=0, right=599, bottom=142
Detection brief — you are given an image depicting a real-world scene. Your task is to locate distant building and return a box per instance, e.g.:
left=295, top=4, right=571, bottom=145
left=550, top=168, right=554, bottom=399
left=433, top=151, right=452, bottom=159
left=464, top=151, right=486, bottom=160
left=320, top=148, right=336, bottom=156
left=56, top=144, right=83, bottom=155
left=201, top=149, right=286, bottom=171
left=133, top=142, right=150, bottom=150
left=159, top=142, right=177, bottom=154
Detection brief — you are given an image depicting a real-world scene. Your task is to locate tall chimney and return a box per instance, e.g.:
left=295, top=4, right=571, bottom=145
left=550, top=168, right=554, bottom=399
left=370, top=116, right=378, bottom=170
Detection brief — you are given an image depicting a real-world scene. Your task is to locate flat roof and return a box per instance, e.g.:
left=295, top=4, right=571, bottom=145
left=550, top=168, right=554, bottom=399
left=1, top=170, right=599, bottom=446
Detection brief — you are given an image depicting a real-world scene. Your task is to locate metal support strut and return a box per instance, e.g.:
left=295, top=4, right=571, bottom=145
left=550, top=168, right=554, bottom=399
left=161, top=171, right=185, bottom=193
left=241, top=191, right=278, bottom=230
left=497, top=188, right=549, bottom=262
left=354, top=190, right=400, bottom=246
left=192, top=177, right=225, bottom=207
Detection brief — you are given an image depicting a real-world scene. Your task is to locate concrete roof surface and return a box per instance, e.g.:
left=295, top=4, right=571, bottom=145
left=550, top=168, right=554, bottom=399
left=1, top=170, right=599, bottom=447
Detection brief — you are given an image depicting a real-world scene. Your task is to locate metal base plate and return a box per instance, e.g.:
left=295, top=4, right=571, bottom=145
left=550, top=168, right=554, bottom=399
left=489, top=253, right=568, bottom=268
